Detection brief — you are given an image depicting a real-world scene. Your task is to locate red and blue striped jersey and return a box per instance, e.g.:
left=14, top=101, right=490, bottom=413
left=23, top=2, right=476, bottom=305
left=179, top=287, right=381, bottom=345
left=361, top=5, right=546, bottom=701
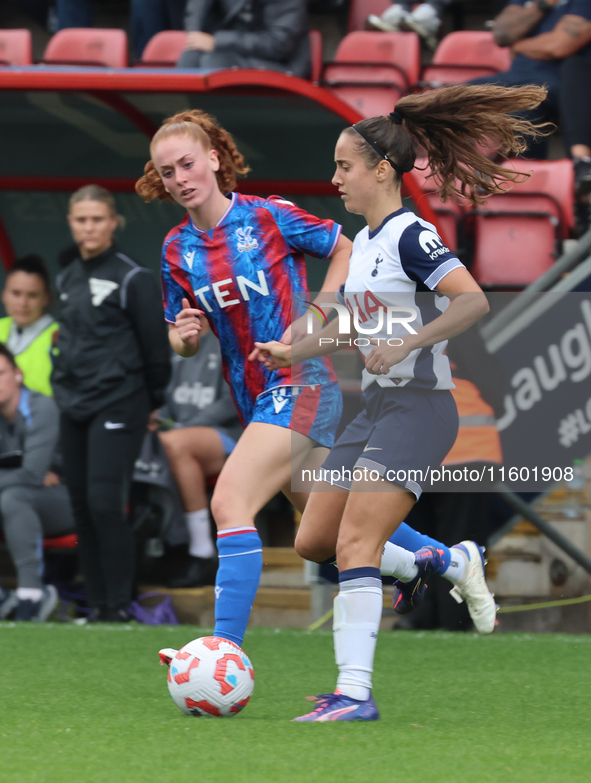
left=161, top=192, right=340, bottom=424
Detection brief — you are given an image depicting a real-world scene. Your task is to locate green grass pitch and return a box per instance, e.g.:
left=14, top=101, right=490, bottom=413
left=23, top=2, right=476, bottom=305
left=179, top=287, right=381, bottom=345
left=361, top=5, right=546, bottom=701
left=1, top=624, right=590, bottom=783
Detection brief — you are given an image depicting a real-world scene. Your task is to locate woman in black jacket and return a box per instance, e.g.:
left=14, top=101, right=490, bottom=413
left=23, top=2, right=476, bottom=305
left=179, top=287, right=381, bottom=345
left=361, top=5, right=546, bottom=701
left=52, top=185, right=171, bottom=622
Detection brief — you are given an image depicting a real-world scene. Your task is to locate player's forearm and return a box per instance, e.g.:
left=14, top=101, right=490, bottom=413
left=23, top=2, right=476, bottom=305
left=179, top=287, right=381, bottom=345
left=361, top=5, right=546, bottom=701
left=317, top=235, right=351, bottom=297
left=512, top=17, right=591, bottom=59
left=293, top=316, right=349, bottom=361
left=407, top=292, right=489, bottom=351
left=168, top=325, right=200, bottom=358
left=493, top=4, right=547, bottom=47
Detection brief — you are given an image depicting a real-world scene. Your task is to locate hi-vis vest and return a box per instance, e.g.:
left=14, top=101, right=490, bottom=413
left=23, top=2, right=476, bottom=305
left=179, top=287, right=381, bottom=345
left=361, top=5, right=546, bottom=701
left=0, top=316, right=58, bottom=397
left=444, top=375, right=503, bottom=466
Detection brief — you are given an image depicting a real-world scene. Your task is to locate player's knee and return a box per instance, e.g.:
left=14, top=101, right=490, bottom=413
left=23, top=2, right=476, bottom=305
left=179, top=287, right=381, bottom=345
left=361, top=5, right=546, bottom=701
left=294, top=530, right=331, bottom=563
left=209, top=491, right=241, bottom=529
left=159, top=431, right=183, bottom=462
left=0, top=486, right=29, bottom=517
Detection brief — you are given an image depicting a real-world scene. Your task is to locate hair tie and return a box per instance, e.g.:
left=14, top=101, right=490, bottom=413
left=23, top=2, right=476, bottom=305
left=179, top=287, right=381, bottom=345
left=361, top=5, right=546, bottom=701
left=389, top=110, right=404, bottom=125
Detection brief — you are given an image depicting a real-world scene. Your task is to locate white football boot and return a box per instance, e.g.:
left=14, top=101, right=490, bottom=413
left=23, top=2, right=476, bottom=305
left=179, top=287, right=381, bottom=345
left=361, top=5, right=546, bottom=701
left=158, top=648, right=178, bottom=666
left=449, top=541, right=497, bottom=635
left=367, top=4, right=411, bottom=32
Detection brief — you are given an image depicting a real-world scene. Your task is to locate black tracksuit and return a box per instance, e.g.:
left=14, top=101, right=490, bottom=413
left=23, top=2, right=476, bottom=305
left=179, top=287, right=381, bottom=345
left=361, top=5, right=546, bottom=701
left=52, top=244, right=171, bottom=617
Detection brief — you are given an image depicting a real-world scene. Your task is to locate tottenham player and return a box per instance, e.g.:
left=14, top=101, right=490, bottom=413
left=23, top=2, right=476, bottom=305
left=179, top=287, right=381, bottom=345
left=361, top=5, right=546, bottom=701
left=253, top=83, right=549, bottom=721
left=136, top=109, right=472, bottom=652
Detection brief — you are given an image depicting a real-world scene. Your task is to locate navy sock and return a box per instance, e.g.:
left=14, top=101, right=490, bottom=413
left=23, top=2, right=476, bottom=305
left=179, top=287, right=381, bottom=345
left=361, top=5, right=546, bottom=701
left=389, top=522, right=451, bottom=573
left=214, top=527, right=262, bottom=647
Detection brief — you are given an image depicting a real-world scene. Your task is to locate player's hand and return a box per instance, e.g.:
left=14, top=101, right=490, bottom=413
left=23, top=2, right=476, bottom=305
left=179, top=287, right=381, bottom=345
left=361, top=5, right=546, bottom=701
left=147, top=410, right=161, bottom=433
left=248, top=341, right=292, bottom=369
left=43, top=471, right=61, bottom=487
left=185, top=31, right=215, bottom=51
left=280, top=313, right=310, bottom=346
left=175, top=298, right=203, bottom=350
left=364, top=337, right=413, bottom=375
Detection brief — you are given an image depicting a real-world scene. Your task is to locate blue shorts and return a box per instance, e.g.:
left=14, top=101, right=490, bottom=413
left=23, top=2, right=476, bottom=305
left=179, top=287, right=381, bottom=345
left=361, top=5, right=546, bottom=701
left=215, top=429, right=237, bottom=456
left=321, top=384, right=458, bottom=498
left=249, top=382, right=343, bottom=449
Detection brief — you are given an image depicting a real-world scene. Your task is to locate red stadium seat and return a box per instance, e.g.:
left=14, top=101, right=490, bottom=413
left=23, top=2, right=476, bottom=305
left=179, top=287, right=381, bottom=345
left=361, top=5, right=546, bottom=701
left=309, top=29, right=323, bottom=83
left=470, top=159, right=575, bottom=287
left=322, top=31, right=420, bottom=118
left=140, top=30, right=187, bottom=67
left=43, top=28, right=128, bottom=68
left=0, top=29, right=33, bottom=66
left=348, top=0, right=392, bottom=32
left=421, top=31, right=512, bottom=86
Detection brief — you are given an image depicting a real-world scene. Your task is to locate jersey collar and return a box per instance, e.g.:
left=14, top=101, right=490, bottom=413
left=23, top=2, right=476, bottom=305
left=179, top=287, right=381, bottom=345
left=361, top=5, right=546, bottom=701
left=188, top=192, right=236, bottom=237
left=368, top=207, right=410, bottom=240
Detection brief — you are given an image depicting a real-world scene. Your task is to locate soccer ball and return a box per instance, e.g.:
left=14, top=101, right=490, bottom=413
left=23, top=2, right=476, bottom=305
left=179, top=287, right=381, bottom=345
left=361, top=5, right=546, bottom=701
left=165, top=636, right=255, bottom=717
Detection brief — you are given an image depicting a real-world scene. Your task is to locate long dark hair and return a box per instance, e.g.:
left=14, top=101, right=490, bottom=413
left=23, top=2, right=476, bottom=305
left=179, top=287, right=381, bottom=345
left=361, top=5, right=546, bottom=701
left=346, top=83, right=551, bottom=204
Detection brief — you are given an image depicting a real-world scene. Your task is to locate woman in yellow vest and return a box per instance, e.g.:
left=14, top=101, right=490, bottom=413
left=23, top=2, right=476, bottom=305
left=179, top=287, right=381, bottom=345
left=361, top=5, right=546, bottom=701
left=0, top=254, right=58, bottom=397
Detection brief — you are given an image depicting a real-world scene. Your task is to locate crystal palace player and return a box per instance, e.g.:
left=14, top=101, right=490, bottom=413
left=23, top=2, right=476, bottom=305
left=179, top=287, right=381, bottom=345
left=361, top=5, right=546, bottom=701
left=253, top=84, right=549, bottom=721
left=136, top=109, right=494, bottom=651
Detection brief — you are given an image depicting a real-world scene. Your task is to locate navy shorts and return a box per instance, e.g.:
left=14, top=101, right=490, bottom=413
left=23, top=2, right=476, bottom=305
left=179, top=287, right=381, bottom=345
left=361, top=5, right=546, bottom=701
left=250, top=382, right=343, bottom=449
left=320, top=384, right=458, bottom=498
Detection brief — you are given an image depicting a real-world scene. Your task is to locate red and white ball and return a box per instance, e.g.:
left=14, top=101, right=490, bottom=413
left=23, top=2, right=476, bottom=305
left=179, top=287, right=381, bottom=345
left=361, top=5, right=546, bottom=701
left=167, top=636, right=255, bottom=717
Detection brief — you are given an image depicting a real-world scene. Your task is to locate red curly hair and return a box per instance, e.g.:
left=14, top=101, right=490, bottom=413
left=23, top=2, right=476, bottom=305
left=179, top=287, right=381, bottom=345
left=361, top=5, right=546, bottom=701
left=135, top=109, right=250, bottom=202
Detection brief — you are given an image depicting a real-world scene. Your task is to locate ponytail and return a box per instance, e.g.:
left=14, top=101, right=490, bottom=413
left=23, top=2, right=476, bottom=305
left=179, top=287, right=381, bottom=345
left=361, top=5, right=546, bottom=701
left=136, top=109, right=250, bottom=202
left=346, top=83, right=552, bottom=204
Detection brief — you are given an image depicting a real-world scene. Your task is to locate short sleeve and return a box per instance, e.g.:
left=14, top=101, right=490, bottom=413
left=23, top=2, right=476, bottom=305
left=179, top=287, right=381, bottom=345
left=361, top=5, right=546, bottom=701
left=161, top=237, right=194, bottom=324
left=266, top=196, right=342, bottom=259
left=398, top=221, right=464, bottom=290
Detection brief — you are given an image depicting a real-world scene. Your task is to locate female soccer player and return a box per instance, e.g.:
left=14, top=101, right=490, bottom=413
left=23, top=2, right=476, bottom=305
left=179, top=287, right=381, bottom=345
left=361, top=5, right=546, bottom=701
left=253, top=83, right=548, bottom=721
left=136, top=110, right=466, bottom=650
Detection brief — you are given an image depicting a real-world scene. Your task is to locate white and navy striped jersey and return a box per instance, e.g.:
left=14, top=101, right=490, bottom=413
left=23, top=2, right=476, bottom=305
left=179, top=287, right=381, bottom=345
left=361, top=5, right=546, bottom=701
left=343, top=207, right=465, bottom=391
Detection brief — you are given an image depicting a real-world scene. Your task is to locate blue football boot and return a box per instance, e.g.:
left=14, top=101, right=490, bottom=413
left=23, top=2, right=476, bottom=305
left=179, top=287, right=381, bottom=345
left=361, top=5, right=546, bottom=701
left=293, top=691, right=380, bottom=722
left=392, top=545, right=444, bottom=615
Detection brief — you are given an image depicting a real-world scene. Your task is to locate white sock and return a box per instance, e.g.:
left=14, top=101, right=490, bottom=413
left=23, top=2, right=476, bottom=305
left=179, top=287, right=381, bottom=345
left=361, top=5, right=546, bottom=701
left=380, top=541, right=418, bottom=582
left=334, top=575, right=383, bottom=701
left=186, top=508, right=216, bottom=559
left=16, top=587, right=44, bottom=602
left=440, top=547, right=466, bottom=584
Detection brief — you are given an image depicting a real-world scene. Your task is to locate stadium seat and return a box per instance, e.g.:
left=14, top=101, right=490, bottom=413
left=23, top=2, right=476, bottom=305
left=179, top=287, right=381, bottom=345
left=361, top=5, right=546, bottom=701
left=421, top=31, right=512, bottom=86
left=309, top=29, right=323, bottom=83
left=348, top=0, right=392, bottom=32
left=321, top=31, right=420, bottom=118
left=470, top=159, right=575, bottom=287
left=43, top=28, right=128, bottom=68
left=411, top=160, right=465, bottom=253
left=0, top=29, right=33, bottom=66
left=140, top=30, right=187, bottom=67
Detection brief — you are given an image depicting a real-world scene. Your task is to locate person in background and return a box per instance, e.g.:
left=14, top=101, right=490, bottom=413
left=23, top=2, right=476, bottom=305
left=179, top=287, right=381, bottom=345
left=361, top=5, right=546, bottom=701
left=472, top=0, right=591, bottom=158
left=560, top=53, right=591, bottom=232
left=178, top=0, right=311, bottom=79
left=156, top=316, right=242, bottom=588
left=0, top=344, right=74, bottom=622
left=130, top=0, right=188, bottom=58
left=0, top=254, right=57, bottom=398
left=51, top=185, right=171, bottom=623
left=367, top=1, right=457, bottom=49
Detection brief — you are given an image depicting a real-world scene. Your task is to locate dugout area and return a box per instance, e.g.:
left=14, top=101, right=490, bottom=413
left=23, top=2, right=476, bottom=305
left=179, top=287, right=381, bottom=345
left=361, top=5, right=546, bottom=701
left=0, top=66, right=440, bottom=290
